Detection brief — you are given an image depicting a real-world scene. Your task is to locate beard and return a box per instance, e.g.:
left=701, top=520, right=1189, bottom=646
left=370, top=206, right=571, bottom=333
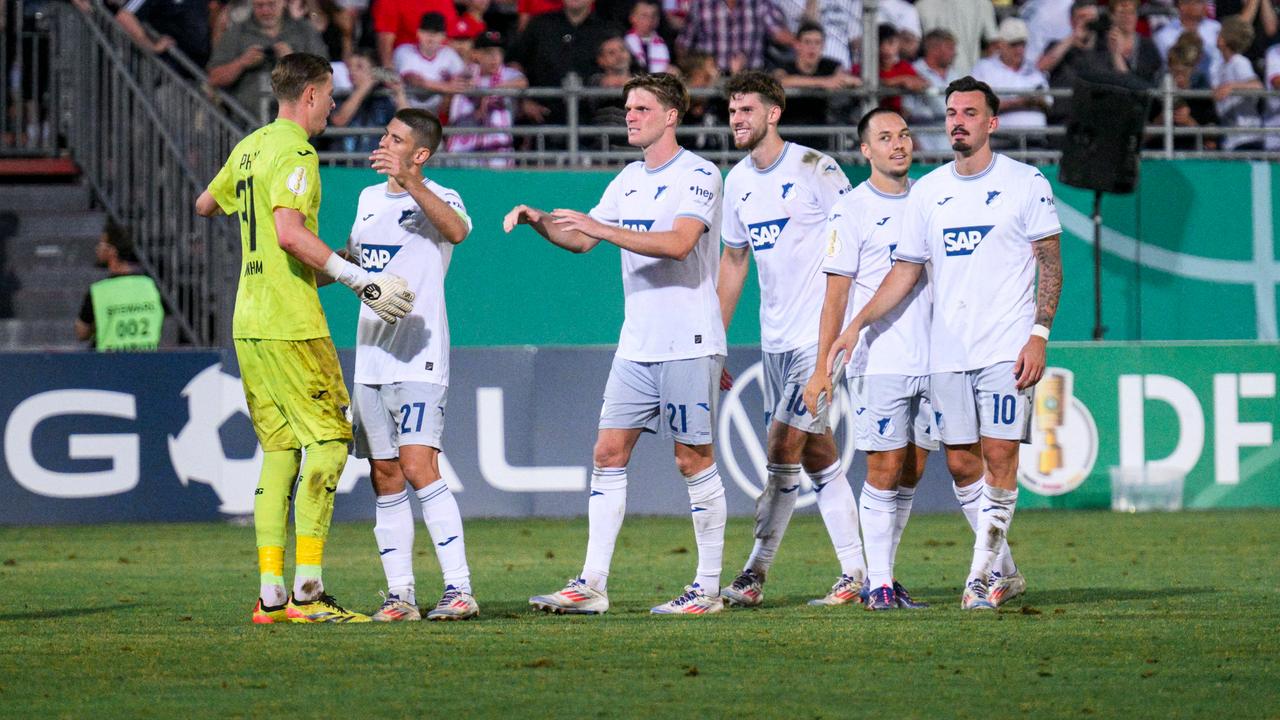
left=735, top=123, right=768, bottom=151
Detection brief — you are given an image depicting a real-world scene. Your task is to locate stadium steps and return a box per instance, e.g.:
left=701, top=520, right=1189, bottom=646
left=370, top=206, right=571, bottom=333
left=0, top=183, right=105, bottom=351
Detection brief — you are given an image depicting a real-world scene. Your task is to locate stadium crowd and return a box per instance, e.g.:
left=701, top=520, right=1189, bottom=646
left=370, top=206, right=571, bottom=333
left=90, top=0, right=1280, bottom=153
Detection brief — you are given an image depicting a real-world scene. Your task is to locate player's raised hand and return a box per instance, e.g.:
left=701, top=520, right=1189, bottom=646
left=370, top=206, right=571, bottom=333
left=1014, top=336, right=1047, bottom=390
left=360, top=273, right=416, bottom=324
left=720, top=368, right=734, bottom=391
left=369, top=148, right=413, bottom=187
left=503, top=205, right=542, bottom=233
left=825, top=323, right=858, bottom=377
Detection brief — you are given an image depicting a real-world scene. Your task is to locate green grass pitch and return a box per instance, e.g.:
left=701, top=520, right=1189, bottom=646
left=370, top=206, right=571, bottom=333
left=1, top=510, right=1277, bottom=718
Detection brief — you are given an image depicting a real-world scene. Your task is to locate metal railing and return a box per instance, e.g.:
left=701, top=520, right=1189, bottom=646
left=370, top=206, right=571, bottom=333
left=314, top=81, right=1280, bottom=168
left=50, top=2, right=248, bottom=346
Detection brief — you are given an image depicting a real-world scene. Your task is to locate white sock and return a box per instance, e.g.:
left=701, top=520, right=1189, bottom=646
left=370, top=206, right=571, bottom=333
left=374, top=489, right=416, bottom=604
left=416, top=482, right=471, bottom=595
left=968, top=484, right=1018, bottom=583
left=744, top=463, right=801, bottom=577
left=260, top=584, right=287, bottom=607
left=582, top=467, right=627, bottom=593
left=891, top=485, right=916, bottom=576
left=955, top=478, right=1016, bottom=575
left=686, top=464, right=726, bottom=595
left=860, top=485, right=897, bottom=589
left=811, top=461, right=866, bottom=579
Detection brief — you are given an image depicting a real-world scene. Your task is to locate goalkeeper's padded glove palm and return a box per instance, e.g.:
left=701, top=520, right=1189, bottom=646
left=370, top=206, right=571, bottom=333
left=359, top=273, right=415, bottom=324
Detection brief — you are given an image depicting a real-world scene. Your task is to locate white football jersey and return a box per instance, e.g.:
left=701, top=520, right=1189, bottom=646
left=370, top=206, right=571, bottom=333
left=392, top=44, right=466, bottom=113
left=894, top=154, right=1061, bottom=373
left=589, top=148, right=726, bottom=362
left=350, top=179, right=472, bottom=386
left=821, top=180, right=931, bottom=377
left=722, top=142, right=853, bottom=353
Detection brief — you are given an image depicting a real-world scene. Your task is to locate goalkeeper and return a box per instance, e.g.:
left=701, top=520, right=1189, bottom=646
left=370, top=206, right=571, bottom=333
left=196, top=53, right=413, bottom=625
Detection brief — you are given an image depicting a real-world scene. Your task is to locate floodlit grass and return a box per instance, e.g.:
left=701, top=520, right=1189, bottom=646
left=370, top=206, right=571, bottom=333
left=1, top=510, right=1277, bottom=718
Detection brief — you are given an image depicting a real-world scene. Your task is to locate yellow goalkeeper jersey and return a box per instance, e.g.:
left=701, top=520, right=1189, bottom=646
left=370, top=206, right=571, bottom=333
left=208, top=118, right=330, bottom=340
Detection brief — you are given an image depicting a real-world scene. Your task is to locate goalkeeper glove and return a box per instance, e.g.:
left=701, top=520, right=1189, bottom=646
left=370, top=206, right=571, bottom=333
left=323, top=253, right=416, bottom=324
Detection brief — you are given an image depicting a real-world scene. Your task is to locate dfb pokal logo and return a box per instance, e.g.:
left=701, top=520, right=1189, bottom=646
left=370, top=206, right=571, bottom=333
left=718, top=362, right=858, bottom=508
left=1017, top=368, right=1099, bottom=496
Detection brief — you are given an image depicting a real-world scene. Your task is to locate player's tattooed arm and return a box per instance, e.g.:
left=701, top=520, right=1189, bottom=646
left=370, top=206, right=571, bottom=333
left=1033, top=235, right=1062, bottom=329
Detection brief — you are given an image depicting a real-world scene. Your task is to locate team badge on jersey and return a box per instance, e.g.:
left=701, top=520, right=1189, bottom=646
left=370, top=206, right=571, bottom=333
left=943, top=225, right=994, bottom=256
left=781, top=182, right=795, bottom=199
left=360, top=244, right=402, bottom=272
left=286, top=166, right=308, bottom=196
left=747, top=218, right=789, bottom=251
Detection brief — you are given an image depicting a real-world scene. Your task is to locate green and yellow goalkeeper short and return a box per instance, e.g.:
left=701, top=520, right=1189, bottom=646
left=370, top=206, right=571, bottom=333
left=234, top=337, right=352, bottom=451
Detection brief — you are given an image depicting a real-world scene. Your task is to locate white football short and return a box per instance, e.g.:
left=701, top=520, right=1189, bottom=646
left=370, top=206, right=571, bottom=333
left=929, top=361, right=1033, bottom=445
left=352, top=381, right=448, bottom=459
left=847, top=373, right=940, bottom=452
left=598, top=354, right=723, bottom=446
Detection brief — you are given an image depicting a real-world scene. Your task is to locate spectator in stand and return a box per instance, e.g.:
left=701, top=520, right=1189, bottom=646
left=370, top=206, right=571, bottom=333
left=330, top=49, right=410, bottom=152
left=625, top=0, right=670, bottom=73
left=1022, top=0, right=1074, bottom=66
left=915, top=0, right=998, bottom=75
left=452, top=0, right=490, bottom=41
left=516, top=0, right=561, bottom=32
left=1265, top=41, right=1280, bottom=149
left=586, top=34, right=636, bottom=136
left=394, top=12, right=468, bottom=114
left=1212, top=15, right=1265, bottom=150
left=972, top=16, right=1052, bottom=147
left=904, top=28, right=961, bottom=152
left=880, top=0, right=923, bottom=61
left=1151, top=40, right=1218, bottom=149
left=447, top=13, right=484, bottom=58
left=1038, top=0, right=1106, bottom=123
left=1213, top=0, right=1278, bottom=68
left=679, top=50, right=728, bottom=151
left=115, top=0, right=212, bottom=69
left=1154, top=0, right=1222, bottom=74
left=1105, top=0, right=1162, bottom=85
left=289, top=0, right=351, bottom=60
left=877, top=23, right=927, bottom=114
left=510, top=0, right=616, bottom=126
left=677, top=0, right=796, bottom=73
left=447, top=30, right=526, bottom=165
left=771, top=0, right=860, bottom=71
left=775, top=21, right=859, bottom=149
left=208, top=0, right=328, bottom=119
left=374, top=0, right=459, bottom=68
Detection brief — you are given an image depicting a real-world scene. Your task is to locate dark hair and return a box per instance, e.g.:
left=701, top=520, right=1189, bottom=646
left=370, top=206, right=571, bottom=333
left=944, top=75, right=1000, bottom=115
left=922, top=28, right=955, bottom=47
left=1071, top=0, right=1098, bottom=13
left=103, top=219, right=138, bottom=263
left=271, top=52, right=332, bottom=103
left=877, top=23, right=898, bottom=46
left=419, top=11, right=446, bottom=32
left=723, top=70, right=786, bottom=112
left=796, top=20, right=823, bottom=39
left=394, top=108, right=444, bottom=154
left=623, top=72, right=690, bottom=120
left=856, top=108, right=904, bottom=142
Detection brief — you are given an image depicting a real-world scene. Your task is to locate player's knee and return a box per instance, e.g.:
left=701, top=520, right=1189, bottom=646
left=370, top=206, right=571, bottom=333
left=593, top=438, right=630, bottom=469
left=301, top=440, right=348, bottom=487
left=674, top=448, right=713, bottom=478
left=946, top=452, right=982, bottom=484
left=369, top=460, right=405, bottom=495
left=765, top=425, right=806, bottom=465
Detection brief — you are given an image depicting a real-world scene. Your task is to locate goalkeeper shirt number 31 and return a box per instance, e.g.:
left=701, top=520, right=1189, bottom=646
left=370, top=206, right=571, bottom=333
left=208, top=118, right=330, bottom=341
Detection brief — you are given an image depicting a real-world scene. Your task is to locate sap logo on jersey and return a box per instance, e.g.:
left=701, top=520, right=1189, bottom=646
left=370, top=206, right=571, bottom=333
left=943, top=225, right=994, bottom=256
left=747, top=218, right=789, bottom=250
left=360, top=244, right=402, bottom=272
left=622, top=219, right=655, bottom=232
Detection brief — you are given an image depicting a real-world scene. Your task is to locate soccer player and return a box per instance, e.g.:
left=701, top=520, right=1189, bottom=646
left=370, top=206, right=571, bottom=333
left=824, top=76, right=1062, bottom=610
left=801, top=108, right=937, bottom=611
left=345, top=109, right=478, bottom=622
left=714, top=71, right=871, bottom=608
left=196, top=53, right=415, bottom=624
left=505, top=73, right=727, bottom=615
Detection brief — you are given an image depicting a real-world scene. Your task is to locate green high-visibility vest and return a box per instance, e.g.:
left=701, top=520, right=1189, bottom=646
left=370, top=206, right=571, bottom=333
left=89, top=274, right=164, bottom=351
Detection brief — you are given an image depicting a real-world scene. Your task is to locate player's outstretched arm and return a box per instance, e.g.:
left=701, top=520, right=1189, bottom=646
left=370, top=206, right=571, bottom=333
left=803, top=273, right=853, bottom=416
left=1015, top=234, right=1062, bottom=389
left=503, top=204, right=601, bottom=253
left=825, top=260, right=923, bottom=375
left=552, top=210, right=703, bottom=261
left=276, top=208, right=415, bottom=324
